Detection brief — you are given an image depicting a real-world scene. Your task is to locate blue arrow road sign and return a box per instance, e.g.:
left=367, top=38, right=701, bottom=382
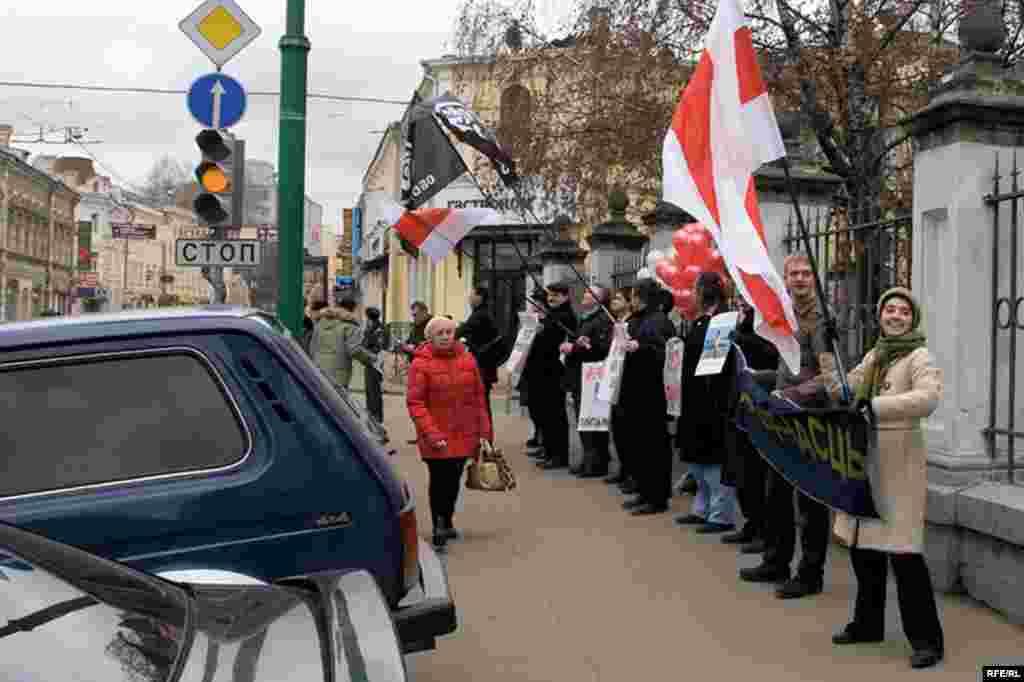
left=188, top=73, right=246, bottom=129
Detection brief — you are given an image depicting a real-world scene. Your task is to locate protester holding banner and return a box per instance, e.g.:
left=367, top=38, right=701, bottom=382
left=619, top=280, right=673, bottom=515
left=606, top=288, right=638, bottom=491
left=740, top=254, right=840, bottom=599
left=673, top=272, right=737, bottom=533
left=826, top=288, right=945, bottom=669
left=524, top=283, right=578, bottom=470
left=721, top=301, right=779, bottom=553
left=560, top=285, right=614, bottom=478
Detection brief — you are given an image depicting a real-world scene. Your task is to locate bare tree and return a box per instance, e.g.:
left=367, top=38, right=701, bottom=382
left=139, top=156, right=190, bottom=207
left=451, top=0, right=1020, bottom=221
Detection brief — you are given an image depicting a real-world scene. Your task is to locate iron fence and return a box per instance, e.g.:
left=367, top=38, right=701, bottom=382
left=610, top=252, right=645, bottom=291
left=781, top=201, right=912, bottom=365
left=983, top=153, right=1024, bottom=482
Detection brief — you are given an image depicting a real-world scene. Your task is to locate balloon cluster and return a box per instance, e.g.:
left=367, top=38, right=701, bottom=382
left=649, top=223, right=728, bottom=320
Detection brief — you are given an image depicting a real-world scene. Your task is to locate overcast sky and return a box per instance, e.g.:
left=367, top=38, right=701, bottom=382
left=0, top=0, right=493, bottom=230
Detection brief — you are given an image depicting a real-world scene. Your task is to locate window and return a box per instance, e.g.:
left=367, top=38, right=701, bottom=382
left=499, top=84, right=532, bottom=154
left=0, top=351, right=248, bottom=498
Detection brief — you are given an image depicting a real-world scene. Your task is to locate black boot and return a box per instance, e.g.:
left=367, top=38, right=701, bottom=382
left=444, top=515, right=459, bottom=540
left=432, top=516, right=448, bottom=551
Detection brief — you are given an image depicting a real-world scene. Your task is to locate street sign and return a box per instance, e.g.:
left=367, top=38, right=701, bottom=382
left=179, top=0, right=261, bottom=70
left=111, top=224, right=157, bottom=240
left=78, top=272, right=99, bottom=288
left=110, top=207, right=134, bottom=223
left=188, top=74, right=246, bottom=129
left=176, top=239, right=262, bottom=267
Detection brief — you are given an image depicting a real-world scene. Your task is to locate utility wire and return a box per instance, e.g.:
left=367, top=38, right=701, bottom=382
left=0, top=80, right=409, bottom=105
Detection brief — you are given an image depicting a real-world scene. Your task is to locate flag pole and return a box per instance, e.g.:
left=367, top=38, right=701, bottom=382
left=429, top=121, right=602, bottom=335
left=780, top=158, right=852, bottom=403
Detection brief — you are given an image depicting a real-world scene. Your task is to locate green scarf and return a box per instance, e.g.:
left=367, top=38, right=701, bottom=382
left=855, top=288, right=927, bottom=401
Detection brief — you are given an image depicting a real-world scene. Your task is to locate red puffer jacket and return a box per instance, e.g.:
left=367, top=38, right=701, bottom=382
left=407, top=342, right=493, bottom=460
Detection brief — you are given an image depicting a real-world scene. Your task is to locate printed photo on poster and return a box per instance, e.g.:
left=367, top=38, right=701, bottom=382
left=578, top=363, right=611, bottom=431
left=664, top=338, right=685, bottom=416
left=695, top=312, right=739, bottom=376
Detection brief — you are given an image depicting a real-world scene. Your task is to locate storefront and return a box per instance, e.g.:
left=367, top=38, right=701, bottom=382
left=3, top=258, right=48, bottom=320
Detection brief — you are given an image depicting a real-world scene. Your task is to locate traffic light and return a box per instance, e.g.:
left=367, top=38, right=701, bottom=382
left=194, top=129, right=234, bottom=226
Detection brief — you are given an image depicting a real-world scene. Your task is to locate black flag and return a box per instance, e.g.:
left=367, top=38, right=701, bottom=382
left=418, top=92, right=519, bottom=188
left=401, top=92, right=468, bottom=211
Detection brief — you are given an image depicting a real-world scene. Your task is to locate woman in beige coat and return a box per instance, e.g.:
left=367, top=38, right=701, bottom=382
left=830, top=287, right=944, bottom=670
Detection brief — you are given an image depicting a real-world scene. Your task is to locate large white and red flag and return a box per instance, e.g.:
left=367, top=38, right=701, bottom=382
left=394, top=207, right=501, bottom=263
left=662, top=0, right=800, bottom=372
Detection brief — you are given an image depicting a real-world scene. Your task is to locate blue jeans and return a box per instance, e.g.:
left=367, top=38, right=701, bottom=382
left=688, top=463, right=736, bottom=525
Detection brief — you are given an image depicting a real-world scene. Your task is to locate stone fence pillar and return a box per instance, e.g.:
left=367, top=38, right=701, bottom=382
left=587, top=190, right=648, bottom=286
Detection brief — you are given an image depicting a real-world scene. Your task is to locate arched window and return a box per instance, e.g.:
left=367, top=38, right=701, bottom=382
left=499, top=84, right=532, bottom=153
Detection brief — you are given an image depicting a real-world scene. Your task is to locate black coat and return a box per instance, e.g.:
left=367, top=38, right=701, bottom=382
left=561, top=307, right=614, bottom=396
left=721, top=315, right=781, bottom=485
left=456, top=304, right=502, bottom=385
left=618, top=307, right=669, bottom=414
left=676, top=314, right=734, bottom=465
left=522, top=301, right=578, bottom=392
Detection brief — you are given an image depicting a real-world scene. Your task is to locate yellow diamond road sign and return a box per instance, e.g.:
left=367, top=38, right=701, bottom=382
left=180, top=0, right=261, bottom=69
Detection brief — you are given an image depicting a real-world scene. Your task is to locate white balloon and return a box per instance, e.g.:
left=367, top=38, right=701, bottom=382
left=636, top=267, right=651, bottom=279
left=646, top=250, right=664, bottom=269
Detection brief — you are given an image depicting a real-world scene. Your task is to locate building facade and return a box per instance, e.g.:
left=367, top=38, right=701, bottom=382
left=0, top=133, right=79, bottom=321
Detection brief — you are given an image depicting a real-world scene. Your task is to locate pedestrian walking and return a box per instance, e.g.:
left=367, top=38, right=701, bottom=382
left=362, top=306, right=387, bottom=428
left=829, top=287, right=945, bottom=669
left=400, top=301, right=431, bottom=361
left=311, top=297, right=374, bottom=390
left=457, top=286, right=503, bottom=427
left=406, top=316, right=493, bottom=551
left=673, top=272, right=737, bottom=532
left=740, top=254, right=840, bottom=599
left=560, top=285, right=614, bottom=478
left=619, top=280, right=673, bottom=515
left=524, top=282, right=578, bottom=471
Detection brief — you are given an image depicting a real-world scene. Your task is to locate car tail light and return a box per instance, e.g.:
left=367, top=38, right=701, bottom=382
left=398, top=481, right=419, bottom=594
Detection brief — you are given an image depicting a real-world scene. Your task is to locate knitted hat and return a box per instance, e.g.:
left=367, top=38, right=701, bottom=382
left=876, top=287, right=921, bottom=331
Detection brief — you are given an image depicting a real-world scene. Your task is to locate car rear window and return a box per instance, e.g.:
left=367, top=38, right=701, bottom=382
left=0, top=351, right=248, bottom=498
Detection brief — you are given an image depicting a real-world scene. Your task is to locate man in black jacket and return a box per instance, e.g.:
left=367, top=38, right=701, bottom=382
left=560, top=285, right=614, bottom=477
left=457, top=286, right=502, bottom=425
left=619, top=280, right=673, bottom=514
left=362, top=306, right=387, bottom=428
left=721, top=301, right=779, bottom=552
left=524, top=282, right=578, bottom=470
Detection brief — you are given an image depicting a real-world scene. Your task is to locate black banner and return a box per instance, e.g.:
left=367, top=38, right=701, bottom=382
left=401, top=92, right=468, bottom=210
left=734, top=350, right=879, bottom=519
left=419, top=92, right=519, bottom=188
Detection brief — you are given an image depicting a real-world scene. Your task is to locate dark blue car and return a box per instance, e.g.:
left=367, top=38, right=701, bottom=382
left=0, top=306, right=454, bottom=653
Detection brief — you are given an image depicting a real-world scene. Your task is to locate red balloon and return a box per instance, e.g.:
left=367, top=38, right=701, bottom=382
left=708, top=249, right=726, bottom=274
left=671, top=229, right=689, bottom=257
left=655, top=260, right=681, bottom=285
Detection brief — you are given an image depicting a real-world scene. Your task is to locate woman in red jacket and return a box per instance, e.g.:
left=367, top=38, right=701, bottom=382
left=407, top=316, right=493, bottom=550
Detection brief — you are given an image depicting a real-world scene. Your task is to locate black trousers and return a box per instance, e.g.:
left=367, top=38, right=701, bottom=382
left=424, top=458, right=468, bottom=524
left=363, top=365, right=384, bottom=425
left=735, top=437, right=768, bottom=538
left=850, top=547, right=944, bottom=651
left=611, top=407, right=631, bottom=479
left=625, top=406, right=672, bottom=507
left=763, top=468, right=830, bottom=582
left=528, top=383, right=569, bottom=463
left=572, top=389, right=611, bottom=472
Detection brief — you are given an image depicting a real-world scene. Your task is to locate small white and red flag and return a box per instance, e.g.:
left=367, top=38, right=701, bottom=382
left=662, top=0, right=800, bottom=371
left=394, top=207, right=501, bottom=263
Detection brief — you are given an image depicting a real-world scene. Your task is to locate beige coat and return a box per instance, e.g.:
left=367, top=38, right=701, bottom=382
left=833, top=347, right=942, bottom=554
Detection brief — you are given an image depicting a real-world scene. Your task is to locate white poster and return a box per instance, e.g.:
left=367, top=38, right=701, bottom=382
left=578, top=362, right=612, bottom=431
left=695, top=312, right=739, bottom=376
left=664, top=338, right=685, bottom=417
left=596, top=322, right=630, bottom=404
left=503, top=312, right=541, bottom=387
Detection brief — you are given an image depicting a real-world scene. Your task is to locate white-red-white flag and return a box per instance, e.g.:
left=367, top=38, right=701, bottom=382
left=394, top=207, right=501, bottom=263
left=662, top=0, right=800, bottom=372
